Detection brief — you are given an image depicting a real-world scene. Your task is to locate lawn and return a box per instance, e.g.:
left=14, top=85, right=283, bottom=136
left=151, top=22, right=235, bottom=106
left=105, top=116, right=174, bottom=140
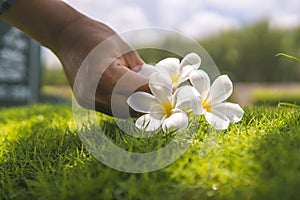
left=0, top=103, right=299, bottom=200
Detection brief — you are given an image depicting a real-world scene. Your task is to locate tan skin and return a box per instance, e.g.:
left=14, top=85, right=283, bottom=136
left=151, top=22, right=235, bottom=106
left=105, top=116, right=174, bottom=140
left=0, top=0, right=149, bottom=117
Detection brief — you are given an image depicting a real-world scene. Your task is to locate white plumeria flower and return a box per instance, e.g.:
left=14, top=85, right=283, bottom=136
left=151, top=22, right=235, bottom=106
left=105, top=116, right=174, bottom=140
left=190, top=70, right=244, bottom=130
left=136, top=53, right=201, bottom=89
left=127, top=72, right=201, bottom=132
left=156, top=53, right=201, bottom=89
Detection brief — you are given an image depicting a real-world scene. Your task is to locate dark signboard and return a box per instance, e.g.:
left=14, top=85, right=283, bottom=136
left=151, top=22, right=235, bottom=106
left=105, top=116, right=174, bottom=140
left=0, top=20, right=41, bottom=105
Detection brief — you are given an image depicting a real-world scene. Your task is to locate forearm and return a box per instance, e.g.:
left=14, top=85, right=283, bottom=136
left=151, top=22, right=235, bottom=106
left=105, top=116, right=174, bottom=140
left=0, top=0, right=84, bottom=51
left=0, top=0, right=120, bottom=83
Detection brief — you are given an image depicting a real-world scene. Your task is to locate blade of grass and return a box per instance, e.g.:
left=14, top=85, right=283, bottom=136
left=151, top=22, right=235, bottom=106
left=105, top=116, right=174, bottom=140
left=276, top=52, right=300, bottom=108
left=278, top=102, right=300, bottom=109
left=276, top=53, right=300, bottom=63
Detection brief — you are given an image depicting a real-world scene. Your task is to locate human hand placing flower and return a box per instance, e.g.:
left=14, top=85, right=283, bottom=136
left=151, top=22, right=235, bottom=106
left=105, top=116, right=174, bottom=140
left=128, top=53, right=244, bottom=132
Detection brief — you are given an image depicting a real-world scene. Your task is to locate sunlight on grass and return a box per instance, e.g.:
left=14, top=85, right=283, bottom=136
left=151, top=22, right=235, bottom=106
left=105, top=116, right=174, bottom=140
left=0, top=104, right=299, bottom=199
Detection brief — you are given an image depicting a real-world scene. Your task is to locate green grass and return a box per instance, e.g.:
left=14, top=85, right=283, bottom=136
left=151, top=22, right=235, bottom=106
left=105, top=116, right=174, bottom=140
left=0, top=104, right=299, bottom=200
left=251, top=88, right=300, bottom=106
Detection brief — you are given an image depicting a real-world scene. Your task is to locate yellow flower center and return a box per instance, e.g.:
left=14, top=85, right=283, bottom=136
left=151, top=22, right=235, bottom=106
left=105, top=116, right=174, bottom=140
left=171, top=75, right=179, bottom=84
left=171, top=75, right=179, bottom=92
left=162, top=102, right=174, bottom=117
left=202, top=98, right=212, bottom=112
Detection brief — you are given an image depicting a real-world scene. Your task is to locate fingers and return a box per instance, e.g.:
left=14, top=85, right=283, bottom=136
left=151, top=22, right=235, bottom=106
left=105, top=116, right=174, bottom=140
left=123, top=50, right=145, bottom=70
left=93, top=91, right=145, bottom=119
left=70, top=58, right=147, bottom=118
left=72, top=39, right=149, bottom=118
left=120, top=50, right=151, bottom=94
left=106, top=67, right=149, bottom=118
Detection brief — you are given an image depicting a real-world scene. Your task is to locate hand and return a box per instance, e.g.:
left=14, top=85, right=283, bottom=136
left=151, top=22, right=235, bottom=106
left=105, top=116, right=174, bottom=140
left=56, top=18, right=150, bottom=117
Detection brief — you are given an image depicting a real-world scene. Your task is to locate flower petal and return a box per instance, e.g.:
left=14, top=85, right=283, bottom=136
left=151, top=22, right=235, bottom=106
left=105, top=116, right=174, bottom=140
left=190, top=70, right=211, bottom=98
left=189, top=96, right=204, bottom=115
left=135, top=114, right=162, bottom=131
left=136, top=64, right=160, bottom=77
left=156, top=57, right=180, bottom=84
left=149, top=72, right=172, bottom=103
left=210, top=75, right=233, bottom=104
left=149, top=104, right=166, bottom=120
left=212, top=102, right=244, bottom=123
left=162, top=112, right=189, bottom=132
left=156, top=57, right=180, bottom=70
left=178, top=65, right=195, bottom=85
left=174, top=85, right=203, bottom=114
left=127, top=92, right=158, bottom=113
left=204, top=111, right=230, bottom=130
left=179, top=52, right=201, bottom=70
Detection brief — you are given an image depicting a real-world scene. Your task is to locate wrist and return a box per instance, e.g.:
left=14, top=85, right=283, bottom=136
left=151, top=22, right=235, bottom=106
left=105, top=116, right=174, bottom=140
left=53, top=16, right=121, bottom=84
left=53, top=16, right=116, bottom=59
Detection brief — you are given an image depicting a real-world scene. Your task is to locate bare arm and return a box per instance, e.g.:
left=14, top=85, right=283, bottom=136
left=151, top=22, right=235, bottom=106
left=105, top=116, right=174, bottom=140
left=1, top=0, right=149, bottom=117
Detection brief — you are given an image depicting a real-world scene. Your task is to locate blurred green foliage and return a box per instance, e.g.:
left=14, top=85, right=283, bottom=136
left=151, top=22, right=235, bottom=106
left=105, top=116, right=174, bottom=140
left=138, top=21, right=300, bottom=82
left=41, top=67, right=69, bottom=86
left=251, top=88, right=300, bottom=106
left=202, top=21, right=300, bottom=82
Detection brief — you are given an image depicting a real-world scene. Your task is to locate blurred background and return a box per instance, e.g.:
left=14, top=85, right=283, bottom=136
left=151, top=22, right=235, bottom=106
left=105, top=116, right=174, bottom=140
left=4, top=0, right=300, bottom=106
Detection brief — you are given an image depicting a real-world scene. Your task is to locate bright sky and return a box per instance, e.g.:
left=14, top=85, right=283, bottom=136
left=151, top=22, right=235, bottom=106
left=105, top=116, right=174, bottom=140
left=43, top=0, right=300, bottom=67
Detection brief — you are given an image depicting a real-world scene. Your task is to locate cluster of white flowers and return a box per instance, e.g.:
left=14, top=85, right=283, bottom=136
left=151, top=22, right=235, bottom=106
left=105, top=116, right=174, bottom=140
left=127, top=53, right=244, bottom=132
